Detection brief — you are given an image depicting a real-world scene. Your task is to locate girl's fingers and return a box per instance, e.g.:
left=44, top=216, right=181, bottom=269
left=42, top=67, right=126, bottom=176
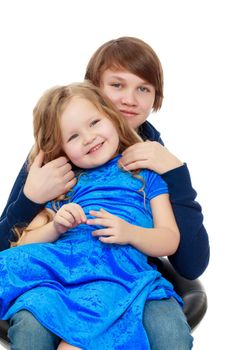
left=74, top=205, right=87, bottom=222
left=99, top=236, right=115, bottom=244
left=55, top=216, right=73, bottom=228
left=92, top=228, right=112, bottom=237
left=59, top=210, right=75, bottom=223
left=89, top=208, right=112, bottom=218
left=67, top=203, right=86, bottom=220
left=87, top=218, right=112, bottom=227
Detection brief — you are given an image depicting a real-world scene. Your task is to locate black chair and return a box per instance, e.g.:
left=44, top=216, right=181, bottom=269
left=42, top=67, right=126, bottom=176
left=0, top=258, right=207, bottom=344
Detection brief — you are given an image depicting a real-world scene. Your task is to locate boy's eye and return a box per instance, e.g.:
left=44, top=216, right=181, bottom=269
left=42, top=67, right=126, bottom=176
left=68, top=133, right=79, bottom=142
left=138, top=86, right=150, bottom=92
left=110, top=83, right=121, bottom=88
left=90, top=119, right=100, bottom=127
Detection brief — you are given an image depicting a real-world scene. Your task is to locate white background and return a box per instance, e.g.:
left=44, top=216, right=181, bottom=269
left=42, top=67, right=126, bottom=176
left=0, top=1, right=232, bottom=349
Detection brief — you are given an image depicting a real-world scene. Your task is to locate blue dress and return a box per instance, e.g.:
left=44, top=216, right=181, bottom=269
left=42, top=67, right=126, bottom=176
left=0, top=155, right=182, bottom=349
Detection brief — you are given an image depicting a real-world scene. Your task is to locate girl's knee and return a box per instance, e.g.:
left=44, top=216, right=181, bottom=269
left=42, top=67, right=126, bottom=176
left=57, top=340, right=82, bottom=349
left=8, top=310, right=61, bottom=349
left=143, top=299, right=193, bottom=349
left=9, top=310, right=38, bottom=328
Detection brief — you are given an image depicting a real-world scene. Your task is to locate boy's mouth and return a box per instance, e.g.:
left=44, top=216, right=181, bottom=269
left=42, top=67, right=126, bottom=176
left=120, top=109, right=138, bottom=117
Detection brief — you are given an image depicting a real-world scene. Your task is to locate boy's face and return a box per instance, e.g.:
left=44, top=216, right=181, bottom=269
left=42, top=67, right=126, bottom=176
left=61, top=97, right=119, bottom=169
left=100, top=69, right=155, bottom=130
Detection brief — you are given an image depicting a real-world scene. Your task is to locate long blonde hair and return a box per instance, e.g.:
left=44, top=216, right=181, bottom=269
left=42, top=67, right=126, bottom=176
left=29, top=80, right=142, bottom=168
left=12, top=81, right=144, bottom=246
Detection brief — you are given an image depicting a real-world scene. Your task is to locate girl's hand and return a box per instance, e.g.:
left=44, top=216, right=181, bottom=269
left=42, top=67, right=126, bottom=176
left=87, top=209, right=133, bottom=244
left=120, top=141, right=183, bottom=174
left=24, top=150, right=77, bottom=203
left=53, top=203, right=86, bottom=235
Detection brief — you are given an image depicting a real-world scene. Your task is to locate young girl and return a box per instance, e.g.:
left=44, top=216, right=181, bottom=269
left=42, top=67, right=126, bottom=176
left=0, top=82, right=193, bottom=349
left=0, top=37, right=206, bottom=349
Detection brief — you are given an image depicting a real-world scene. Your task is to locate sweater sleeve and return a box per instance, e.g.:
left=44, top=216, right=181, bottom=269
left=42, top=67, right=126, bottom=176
left=161, top=164, right=210, bottom=279
left=0, top=160, right=43, bottom=251
left=141, top=121, right=210, bottom=279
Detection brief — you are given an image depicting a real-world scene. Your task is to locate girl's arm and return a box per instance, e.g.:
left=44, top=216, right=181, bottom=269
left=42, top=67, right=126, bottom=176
left=88, top=194, right=180, bottom=258
left=124, top=193, right=180, bottom=257
left=18, top=203, right=86, bottom=245
left=0, top=151, right=76, bottom=251
left=120, top=137, right=210, bottom=279
left=17, top=208, right=57, bottom=245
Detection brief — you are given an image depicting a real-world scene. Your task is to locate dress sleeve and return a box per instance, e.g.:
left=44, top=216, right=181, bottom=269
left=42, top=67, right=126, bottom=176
left=144, top=170, right=168, bottom=200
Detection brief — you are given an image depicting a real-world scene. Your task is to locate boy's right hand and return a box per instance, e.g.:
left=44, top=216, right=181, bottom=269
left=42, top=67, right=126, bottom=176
left=23, top=150, right=77, bottom=203
left=53, top=203, right=87, bottom=235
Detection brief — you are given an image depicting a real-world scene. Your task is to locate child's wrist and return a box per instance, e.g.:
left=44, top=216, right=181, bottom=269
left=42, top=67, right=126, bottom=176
left=52, top=221, right=64, bottom=238
left=127, top=224, right=141, bottom=246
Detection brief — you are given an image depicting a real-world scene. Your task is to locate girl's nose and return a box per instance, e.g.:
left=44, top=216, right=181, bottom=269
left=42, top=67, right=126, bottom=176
left=82, top=132, right=96, bottom=146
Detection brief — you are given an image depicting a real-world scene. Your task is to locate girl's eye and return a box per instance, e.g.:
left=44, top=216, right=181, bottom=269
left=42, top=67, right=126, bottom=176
left=90, top=119, right=100, bottom=127
left=138, top=86, right=150, bottom=93
left=68, top=133, right=79, bottom=142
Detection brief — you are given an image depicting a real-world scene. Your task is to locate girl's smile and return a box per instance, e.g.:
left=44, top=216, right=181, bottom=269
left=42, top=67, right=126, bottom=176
left=87, top=142, right=104, bottom=154
left=61, top=97, right=120, bottom=169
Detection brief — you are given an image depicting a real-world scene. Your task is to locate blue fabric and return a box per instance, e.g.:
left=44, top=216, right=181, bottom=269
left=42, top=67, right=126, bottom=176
left=0, top=121, right=210, bottom=281
left=0, top=155, right=182, bottom=349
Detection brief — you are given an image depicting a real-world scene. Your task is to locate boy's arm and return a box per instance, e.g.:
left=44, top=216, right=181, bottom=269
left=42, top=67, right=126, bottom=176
left=0, top=152, right=77, bottom=251
left=141, top=122, right=209, bottom=279
left=0, top=160, right=43, bottom=251
left=120, top=142, right=210, bottom=278
left=161, top=164, right=210, bottom=279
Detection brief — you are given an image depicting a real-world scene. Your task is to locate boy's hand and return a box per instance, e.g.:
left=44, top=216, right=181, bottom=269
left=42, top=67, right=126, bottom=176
left=53, top=203, right=86, bottom=235
left=120, top=141, right=183, bottom=174
left=24, top=150, right=77, bottom=204
left=87, top=208, right=133, bottom=244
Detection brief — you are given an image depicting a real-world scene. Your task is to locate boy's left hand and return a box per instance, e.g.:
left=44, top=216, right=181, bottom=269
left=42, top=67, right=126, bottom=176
left=87, top=209, right=133, bottom=244
left=120, top=141, right=183, bottom=174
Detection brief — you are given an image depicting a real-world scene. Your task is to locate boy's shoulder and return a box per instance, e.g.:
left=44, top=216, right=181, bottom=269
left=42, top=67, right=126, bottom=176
left=139, top=121, right=161, bottom=141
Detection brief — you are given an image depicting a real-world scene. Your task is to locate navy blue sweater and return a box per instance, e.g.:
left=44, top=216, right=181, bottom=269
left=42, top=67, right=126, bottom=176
left=0, top=121, right=210, bottom=279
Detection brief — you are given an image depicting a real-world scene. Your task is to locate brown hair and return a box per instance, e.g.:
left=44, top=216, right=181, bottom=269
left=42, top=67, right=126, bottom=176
left=85, top=36, right=164, bottom=111
left=29, top=80, right=142, bottom=168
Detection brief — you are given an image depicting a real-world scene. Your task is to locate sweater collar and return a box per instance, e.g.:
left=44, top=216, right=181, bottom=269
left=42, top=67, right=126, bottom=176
left=138, top=121, right=161, bottom=141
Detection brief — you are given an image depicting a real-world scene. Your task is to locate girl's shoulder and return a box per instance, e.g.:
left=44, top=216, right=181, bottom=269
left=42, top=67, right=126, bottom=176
left=140, top=169, right=168, bottom=199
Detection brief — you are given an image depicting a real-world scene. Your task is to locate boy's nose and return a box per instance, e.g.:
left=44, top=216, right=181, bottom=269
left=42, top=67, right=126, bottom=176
left=121, top=90, right=137, bottom=106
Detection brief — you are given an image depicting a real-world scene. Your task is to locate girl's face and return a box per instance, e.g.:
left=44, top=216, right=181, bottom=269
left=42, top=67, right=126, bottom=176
left=100, top=69, right=155, bottom=130
left=61, top=97, right=119, bottom=169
